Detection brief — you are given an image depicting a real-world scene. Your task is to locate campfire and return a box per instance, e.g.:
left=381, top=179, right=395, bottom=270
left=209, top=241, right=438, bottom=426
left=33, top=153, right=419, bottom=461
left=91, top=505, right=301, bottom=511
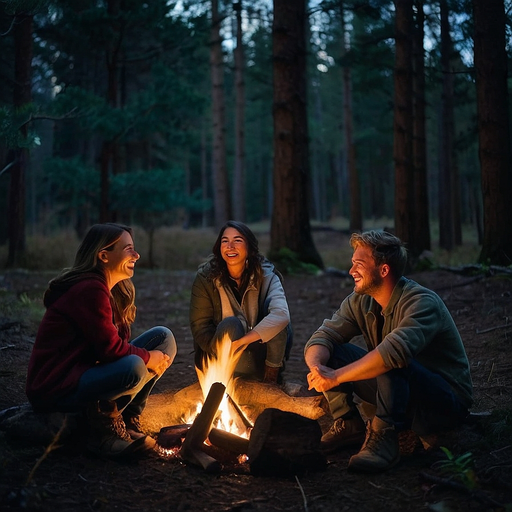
left=157, top=334, right=253, bottom=470
left=152, top=335, right=328, bottom=476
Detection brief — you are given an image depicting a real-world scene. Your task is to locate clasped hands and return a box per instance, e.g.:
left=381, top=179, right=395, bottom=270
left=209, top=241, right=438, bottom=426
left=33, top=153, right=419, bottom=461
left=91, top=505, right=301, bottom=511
left=307, top=364, right=339, bottom=392
left=147, top=350, right=172, bottom=377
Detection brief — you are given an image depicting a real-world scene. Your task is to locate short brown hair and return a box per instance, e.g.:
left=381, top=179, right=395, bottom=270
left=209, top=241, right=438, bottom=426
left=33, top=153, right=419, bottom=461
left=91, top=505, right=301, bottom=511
left=350, top=230, right=408, bottom=277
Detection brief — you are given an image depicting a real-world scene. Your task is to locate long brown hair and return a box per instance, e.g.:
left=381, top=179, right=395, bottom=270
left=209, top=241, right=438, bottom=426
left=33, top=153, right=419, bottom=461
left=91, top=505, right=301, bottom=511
left=46, top=223, right=137, bottom=329
left=209, top=220, right=264, bottom=288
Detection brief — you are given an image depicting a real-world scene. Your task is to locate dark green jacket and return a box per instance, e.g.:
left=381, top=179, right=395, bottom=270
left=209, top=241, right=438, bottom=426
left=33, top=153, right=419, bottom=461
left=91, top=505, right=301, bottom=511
left=190, top=258, right=290, bottom=356
left=305, top=276, right=473, bottom=408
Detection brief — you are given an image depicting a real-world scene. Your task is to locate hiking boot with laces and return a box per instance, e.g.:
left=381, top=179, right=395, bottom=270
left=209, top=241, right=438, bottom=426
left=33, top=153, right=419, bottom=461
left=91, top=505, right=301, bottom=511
left=320, top=414, right=366, bottom=453
left=124, top=415, right=145, bottom=439
left=124, top=414, right=157, bottom=449
left=348, top=416, right=400, bottom=472
left=87, top=401, right=149, bottom=459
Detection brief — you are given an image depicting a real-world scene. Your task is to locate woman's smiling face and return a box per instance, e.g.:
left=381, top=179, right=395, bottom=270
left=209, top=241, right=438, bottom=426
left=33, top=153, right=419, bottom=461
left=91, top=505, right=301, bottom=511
left=220, top=227, right=248, bottom=275
left=100, top=230, right=140, bottom=288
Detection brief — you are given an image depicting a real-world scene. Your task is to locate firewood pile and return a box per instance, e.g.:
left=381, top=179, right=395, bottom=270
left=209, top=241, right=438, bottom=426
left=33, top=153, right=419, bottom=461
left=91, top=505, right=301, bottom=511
left=155, top=381, right=327, bottom=477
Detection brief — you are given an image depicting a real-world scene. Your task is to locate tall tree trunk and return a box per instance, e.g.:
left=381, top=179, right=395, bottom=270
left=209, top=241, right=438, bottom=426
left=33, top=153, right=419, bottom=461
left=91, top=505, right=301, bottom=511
left=211, top=0, right=231, bottom=228
left=7, top=12, right=33, bottom=267
left=412, top=0, right=430, bottom=252
left=473, top=0, right=512, bottom=265
left=438, top=0, right=460, bottom=250
left=339, top=0, right=361, bottom=233
left=270, top=0, right=323, bottom=268
left=200, top=124, right=210, bottom=228
left=393, top=0, right=415, bottom=252
left=233, top=1, right=246, bottom=222
left=100, top=0, right=123, bottom=223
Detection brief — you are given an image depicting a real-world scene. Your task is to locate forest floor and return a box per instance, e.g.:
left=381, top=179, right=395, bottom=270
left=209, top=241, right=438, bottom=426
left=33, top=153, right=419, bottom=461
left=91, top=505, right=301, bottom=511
left=0, top=264, right=511, bottom=512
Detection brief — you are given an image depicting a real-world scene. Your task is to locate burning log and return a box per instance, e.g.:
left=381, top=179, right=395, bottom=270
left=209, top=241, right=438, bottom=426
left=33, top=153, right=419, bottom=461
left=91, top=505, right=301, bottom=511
left=157, top=424, right=191, bottom=450
left=208, top=427, right=250, bottom=455
left=141, top=380, right=327, bottom=435
left=247, top=408, right=327, bottom=477
left=180, top=382, right=225, bottom=473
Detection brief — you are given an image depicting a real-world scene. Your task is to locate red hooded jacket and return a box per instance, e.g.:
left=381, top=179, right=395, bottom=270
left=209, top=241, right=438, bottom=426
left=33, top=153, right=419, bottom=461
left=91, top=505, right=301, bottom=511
left=26, top=273, right=149, bottom=410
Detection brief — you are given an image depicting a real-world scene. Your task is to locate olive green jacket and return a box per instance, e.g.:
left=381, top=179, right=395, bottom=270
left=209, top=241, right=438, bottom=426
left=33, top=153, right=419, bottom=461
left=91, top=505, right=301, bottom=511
left=305, top=276, right=473, bottom=408
left=190, top=259, right=290, bottom=356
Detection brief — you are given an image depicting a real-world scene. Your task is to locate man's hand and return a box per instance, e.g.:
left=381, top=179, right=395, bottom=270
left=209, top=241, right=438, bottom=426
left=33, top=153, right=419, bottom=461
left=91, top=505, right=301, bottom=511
left=146, top=350, right=171, bottom=376
left=307, top=364, right=340, bottom=392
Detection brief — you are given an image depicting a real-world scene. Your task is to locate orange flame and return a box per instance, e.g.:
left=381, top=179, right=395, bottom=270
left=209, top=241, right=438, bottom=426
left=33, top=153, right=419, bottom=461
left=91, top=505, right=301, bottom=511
left=194, top=333, right=250, bottom=438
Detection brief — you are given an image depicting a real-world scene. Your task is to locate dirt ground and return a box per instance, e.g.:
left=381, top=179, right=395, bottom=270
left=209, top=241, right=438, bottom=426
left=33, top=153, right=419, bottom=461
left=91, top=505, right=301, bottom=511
left=1, top=266, right=511, bottom=511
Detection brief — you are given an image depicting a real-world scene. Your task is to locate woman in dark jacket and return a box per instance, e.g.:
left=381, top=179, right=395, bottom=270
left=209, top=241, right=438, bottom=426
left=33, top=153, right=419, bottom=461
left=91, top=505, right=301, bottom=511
left=26, top=223, right=177, bottom=459
left=190, top=221, right=291, bottom=384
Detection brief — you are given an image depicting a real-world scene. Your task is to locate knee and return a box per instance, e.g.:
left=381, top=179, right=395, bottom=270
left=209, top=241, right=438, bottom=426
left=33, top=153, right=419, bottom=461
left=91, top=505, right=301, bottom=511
left=158, top=326, right=177, bottom=361
left=217, top=316, right=245, bottom=340
left=123, top=355, right=148, bottom=386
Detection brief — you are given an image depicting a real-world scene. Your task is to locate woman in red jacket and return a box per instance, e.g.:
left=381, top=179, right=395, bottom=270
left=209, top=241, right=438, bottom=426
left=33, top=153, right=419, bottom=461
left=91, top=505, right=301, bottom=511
left=26, top=223, right=177, bottom=459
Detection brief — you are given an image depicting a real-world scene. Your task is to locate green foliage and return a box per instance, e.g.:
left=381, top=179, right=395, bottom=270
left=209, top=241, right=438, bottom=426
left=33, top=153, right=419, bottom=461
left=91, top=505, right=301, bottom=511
left=0, top=288, right=45, bottom=327
left=3, top=0, right=49, bottom=15
left=110, top=168, right=207, bottom=217
left=432, top=447, right=478, bottom=490
left=0, top=105, right=42, bottom=149
left=269, top=247, right=321, bottom=276
left=43, top=156, right=99, bottom=211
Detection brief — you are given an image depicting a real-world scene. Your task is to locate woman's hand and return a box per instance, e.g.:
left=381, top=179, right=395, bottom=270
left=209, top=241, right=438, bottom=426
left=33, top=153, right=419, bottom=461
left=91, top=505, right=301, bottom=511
left=231, top=331, right=260, bottom=354
left=146, top=350, right=171, bottom=376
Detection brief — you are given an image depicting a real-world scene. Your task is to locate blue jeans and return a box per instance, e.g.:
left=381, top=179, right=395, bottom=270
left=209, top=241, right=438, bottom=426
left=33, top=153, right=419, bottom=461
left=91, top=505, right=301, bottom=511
left=56, top=326, right=177, bottom=416
left=325, top=343, right=468, bottom=435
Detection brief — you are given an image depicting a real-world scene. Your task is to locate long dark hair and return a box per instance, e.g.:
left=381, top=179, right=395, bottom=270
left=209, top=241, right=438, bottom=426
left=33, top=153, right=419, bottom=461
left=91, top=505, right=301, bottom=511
left=209, top=220, right=264, bottom=288
left=45, top=223, right=137, bottom=329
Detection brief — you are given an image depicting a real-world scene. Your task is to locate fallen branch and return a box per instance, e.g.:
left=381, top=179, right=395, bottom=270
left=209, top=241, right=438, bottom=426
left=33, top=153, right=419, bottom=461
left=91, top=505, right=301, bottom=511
left=476, top=323, right=510, bottom=334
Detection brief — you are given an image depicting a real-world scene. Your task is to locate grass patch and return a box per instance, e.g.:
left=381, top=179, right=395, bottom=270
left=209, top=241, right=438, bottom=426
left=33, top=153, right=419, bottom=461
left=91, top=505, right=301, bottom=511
left=0, top=218, right=482, bottom=272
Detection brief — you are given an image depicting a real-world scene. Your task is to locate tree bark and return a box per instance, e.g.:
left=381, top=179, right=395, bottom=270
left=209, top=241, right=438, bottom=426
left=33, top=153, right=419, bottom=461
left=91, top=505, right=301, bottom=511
left=7, top=12, right=33, bottom=267
left=412, top=0, right=430, bottom=253
left=232, top=1, right=246, bottom=222
left=339, top=0, right=362, bottom=233
left=472, top=0, right=512, bottom=265
left=99, top=0, right=123, bottom=223
left=270, top=0, right=323, bottom=268
left=393, top=0, right=415, bottom=253
left=211, top=0, right=231, bottom=228
left=438, top=0, right=461, bottom=250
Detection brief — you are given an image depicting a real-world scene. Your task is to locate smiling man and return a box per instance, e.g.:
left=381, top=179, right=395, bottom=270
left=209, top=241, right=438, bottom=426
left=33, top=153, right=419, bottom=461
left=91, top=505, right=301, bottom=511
left=304, top=230, right=473, bottom=473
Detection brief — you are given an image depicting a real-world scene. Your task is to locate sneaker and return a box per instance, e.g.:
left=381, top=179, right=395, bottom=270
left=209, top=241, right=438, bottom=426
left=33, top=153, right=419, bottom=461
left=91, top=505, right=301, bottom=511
left=348, top=416, right=400, bottom=473
left=320, top=415, right=366, bottom=453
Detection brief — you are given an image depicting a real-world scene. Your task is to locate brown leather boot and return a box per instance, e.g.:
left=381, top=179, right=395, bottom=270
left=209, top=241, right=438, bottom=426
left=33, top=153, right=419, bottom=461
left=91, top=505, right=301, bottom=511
left=262, top=364, right=281, bottom=384
left=86, top=401, right=149, bottom=459
left=348, top=416, right=400, bottom=473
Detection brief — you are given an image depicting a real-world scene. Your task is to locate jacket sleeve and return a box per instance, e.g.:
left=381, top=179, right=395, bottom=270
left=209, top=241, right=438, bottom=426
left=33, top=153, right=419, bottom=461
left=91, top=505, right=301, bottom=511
left=189, top=273, right=218, bottom=354
left=304, top=294, right=362, bottom=355
left=376, top=292, right=441, bottom=368
left=252, top=274, right=290, bottom=342
left=63, top=281, right=149, bottom=364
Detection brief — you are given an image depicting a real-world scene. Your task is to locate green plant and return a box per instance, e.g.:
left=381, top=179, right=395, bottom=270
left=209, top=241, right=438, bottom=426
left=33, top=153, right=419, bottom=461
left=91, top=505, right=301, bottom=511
left=432, top=447, right=478, bottom=490
left=270, top=247, right=321, bottom=276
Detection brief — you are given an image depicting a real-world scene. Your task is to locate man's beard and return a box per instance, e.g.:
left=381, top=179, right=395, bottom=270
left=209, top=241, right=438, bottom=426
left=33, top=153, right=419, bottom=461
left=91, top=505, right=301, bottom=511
left=354, top=268, right=383, bottom=296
